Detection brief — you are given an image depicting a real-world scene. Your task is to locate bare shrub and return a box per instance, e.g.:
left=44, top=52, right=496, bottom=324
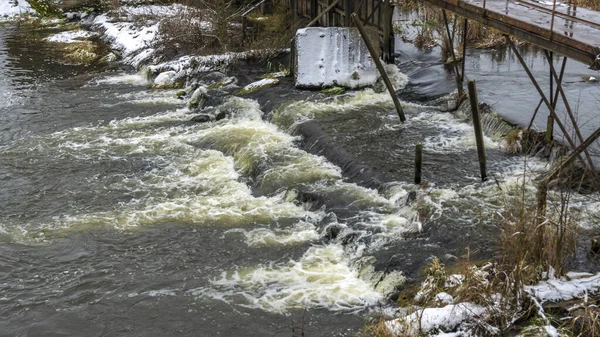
left=498, top=174, right=577, bottom=283
left=363, top=318, right=395, bottom=337
left=154, top=6, right=219, bottom=57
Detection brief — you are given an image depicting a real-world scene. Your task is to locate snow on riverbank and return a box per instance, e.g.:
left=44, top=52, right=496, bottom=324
left=0, top=0, right=33, bottom=21
left=526, top=272, right=600, bottom=303
left=89, top=3, right=269, bottom=71
left=45, top=30, right=97, bottom=43
left=91, top=13, right=160, bottom=66
left=384, top=271, right=600, bottom=336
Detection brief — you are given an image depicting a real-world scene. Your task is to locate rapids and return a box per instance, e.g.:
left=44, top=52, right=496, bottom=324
left=0, top=19, right=599, bottom=337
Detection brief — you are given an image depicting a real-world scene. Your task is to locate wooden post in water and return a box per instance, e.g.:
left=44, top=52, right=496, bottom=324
left=415, top=144, right=423, bottom=185
left=467, top=80, right=487, bottom=181
left=545, top=115, right=554, bottom=142
left=352, top=13, right=406, bottom=122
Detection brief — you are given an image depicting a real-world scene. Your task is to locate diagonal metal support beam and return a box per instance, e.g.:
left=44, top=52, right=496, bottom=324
left=505, top=36, right=586, bottom=167
left=544, top=50, right=598, bottom=173
left=527, top=56, right=567, bottom=130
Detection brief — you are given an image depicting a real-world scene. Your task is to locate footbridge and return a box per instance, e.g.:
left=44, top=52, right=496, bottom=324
left=292, top=0, right=600, bottom=69
left=290, top=0, right=600, bottom=182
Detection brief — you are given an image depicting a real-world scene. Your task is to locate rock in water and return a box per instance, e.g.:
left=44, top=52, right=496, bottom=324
left=239, top=78, right=279, bottom=95
left=188, top=86, right=207, bottom=109
left=153, top=71, right=179, bottom=88
left=191, top=114, right=212, bottom=123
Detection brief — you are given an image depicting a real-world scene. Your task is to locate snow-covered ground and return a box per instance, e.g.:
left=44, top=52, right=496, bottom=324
left=526, top=271, right=600, bottom=303
left=385, top=271, right=600, bottom=336
left=0, top=0, right=33, bottom=21
left=45, top=30, right=97, bottom=43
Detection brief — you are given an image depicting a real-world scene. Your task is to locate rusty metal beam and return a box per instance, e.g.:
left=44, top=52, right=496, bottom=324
left=419, top=0, right=599, bottom=69
left=527, top=56, right=567, bottom=130
left=544, top=50, right=598, bottom=172
left=505, top=36, right=583, bottom=162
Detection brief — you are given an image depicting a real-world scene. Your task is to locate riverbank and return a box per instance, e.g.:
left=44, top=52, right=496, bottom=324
left=3, top=1, right=600, bottom=336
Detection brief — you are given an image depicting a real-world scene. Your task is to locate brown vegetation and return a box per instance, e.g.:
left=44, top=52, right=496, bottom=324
left=577, top=0, right=600, bottom=11
left=404, top=0, right=512, bottom=60
left=150, top=0, right=295, bottom=57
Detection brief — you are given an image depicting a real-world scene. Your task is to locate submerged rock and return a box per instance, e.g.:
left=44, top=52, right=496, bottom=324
left=190, top=107, right=228, bottom=123
left=190, top=114, right=211, bottom=123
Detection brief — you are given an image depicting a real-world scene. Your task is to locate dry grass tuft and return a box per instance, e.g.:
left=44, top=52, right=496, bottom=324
left=363, top=318, right=395, bottom=337
left=151, top=0, right=295, bottom=57
left=570, top=301, right=600, bottom=336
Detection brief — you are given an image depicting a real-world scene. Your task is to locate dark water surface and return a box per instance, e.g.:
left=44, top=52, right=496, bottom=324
left=1, top=20, right=599, bottom=337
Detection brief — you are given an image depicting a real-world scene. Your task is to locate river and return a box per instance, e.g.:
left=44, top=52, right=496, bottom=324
left=0, top=19, right=599, bottom=337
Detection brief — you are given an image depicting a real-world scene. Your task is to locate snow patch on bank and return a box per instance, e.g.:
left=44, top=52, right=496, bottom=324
left=0, top=0, right=33, bottom=20
left=91, top=4, right=270, bottom=71
left=45, top=30, right=97, bottom=43
left=92, top=14, right=159, bottom=57
left=387, top=303, right=487, bottom=336
left=526, top=272, right=600, bottom=303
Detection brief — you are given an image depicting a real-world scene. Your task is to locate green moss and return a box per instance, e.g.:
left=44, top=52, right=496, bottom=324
left=26, top=0, right=62, bottom=17
left=63, top=41, right=98, bottom=65
left=207, top=77, right=235, bottom=90
left=319, top=86, right=345, bottom=95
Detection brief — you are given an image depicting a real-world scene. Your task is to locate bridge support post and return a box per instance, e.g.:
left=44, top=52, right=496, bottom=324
left=442, top=10, right=464, bottom=96
left=382, top=0, right=394, bottom=63
left=460, top=18, right=468, bottom=84
left=345, top=0, right=355, bottom=27
left=292, top=0, right=298, bottom=24
left=311, top=0, right=318, bottom=19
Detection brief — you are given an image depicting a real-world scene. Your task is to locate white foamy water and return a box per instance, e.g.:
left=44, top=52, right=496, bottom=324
left=0, top=83, right=428, bottom=314
left=90, top=72, right=150, bottom=86
left=192, top=244, right=385, bottom=313
left=225, top=220, right=321, bottom=247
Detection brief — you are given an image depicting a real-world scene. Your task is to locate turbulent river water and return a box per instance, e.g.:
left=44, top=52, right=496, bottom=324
left=1, top=20, right=599, bottom=337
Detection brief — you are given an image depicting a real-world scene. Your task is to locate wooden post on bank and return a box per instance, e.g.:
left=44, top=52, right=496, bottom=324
left=351, top=12, right=406, bottom=122
left=415, top=144, right=423, bottom=185
left=468, top=80, right=487, bottom=181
